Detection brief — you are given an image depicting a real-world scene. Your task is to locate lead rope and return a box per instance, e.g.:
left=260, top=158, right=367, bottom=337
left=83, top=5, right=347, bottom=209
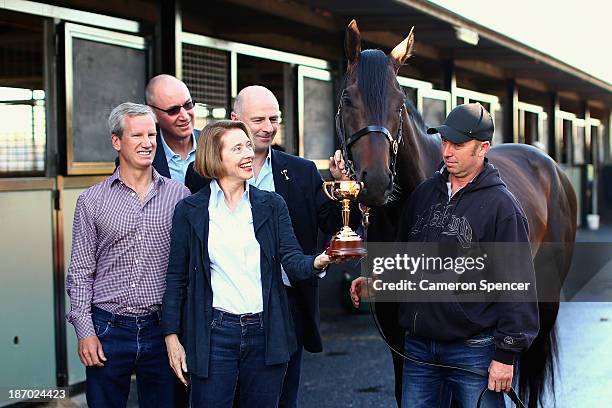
left=358, top=209, right=526, bottom=408
left=358, top=203, right=370, bottom=238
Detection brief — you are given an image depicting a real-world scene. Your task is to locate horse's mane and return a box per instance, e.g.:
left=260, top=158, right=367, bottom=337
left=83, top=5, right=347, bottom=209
left=354, top=49, right=428, bottom=135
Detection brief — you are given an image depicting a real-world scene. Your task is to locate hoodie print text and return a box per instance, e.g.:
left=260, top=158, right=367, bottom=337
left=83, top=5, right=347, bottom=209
left=410, top=202, right=473, bottom=248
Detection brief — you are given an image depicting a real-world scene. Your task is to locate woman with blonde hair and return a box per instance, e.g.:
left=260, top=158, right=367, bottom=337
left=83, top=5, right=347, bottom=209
left=162, top=120, right=337, bottom=407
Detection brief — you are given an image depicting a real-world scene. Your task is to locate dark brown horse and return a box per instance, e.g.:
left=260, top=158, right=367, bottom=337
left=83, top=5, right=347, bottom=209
left=340, top=20, right=577, bottom=407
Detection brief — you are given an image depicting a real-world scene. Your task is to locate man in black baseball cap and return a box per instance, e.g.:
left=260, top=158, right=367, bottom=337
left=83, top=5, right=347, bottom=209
left=351, top=103, right=539, bottom=408
left=425, top=102, right=494, bottom=181
left=427, top=102, right=494, bottom=143
left=393, top=102, right=537, bottom=407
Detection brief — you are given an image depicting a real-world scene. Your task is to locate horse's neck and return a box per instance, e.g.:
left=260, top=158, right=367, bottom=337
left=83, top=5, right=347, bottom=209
left=368, top=111, right=441, bottom=242
left=396, top=110, right=441, bottom=194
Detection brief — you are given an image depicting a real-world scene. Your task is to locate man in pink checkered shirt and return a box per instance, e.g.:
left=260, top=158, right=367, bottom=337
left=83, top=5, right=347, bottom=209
left=66, top=102, right=189, bottom=408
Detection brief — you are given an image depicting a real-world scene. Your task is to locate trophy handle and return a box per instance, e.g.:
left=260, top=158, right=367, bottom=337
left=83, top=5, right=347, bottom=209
left=322, top=181, right=338, bottom=202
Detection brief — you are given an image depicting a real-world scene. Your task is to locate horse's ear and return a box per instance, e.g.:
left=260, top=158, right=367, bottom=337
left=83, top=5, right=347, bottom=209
left=345, top=19, right=361, bottom=66
left=389, top=27, right=414, bottom=70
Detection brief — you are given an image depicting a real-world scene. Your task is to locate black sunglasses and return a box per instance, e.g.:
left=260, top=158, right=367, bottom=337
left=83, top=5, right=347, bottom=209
left=149, top=99, right=194, bottom=116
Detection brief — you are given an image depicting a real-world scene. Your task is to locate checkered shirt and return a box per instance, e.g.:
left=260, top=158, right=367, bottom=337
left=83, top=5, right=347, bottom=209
left=66, top=168, right=190, bottom=339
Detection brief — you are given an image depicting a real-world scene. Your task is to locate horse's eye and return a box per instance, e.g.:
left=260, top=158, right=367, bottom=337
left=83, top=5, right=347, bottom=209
left=342, top=97, right=353, bottom=107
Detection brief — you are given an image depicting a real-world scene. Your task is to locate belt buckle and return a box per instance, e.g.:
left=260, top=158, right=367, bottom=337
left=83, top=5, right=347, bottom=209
left=240, top=313, right=257, bottom=325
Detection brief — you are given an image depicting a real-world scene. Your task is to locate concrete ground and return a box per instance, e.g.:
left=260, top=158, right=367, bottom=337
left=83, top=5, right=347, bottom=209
left=36, top=227, right=612, bottom=407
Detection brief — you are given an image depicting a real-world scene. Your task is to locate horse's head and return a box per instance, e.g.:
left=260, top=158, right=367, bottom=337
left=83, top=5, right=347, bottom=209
left=338, top=20, right=414, bottom=207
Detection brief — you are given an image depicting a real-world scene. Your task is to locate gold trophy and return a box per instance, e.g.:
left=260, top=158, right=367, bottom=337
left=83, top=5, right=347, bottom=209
left=323, top=181, right=367, bottom=257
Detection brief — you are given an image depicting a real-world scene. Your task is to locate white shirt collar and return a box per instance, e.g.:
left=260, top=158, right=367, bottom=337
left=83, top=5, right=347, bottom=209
left=209, top=179, right=251, bottom=209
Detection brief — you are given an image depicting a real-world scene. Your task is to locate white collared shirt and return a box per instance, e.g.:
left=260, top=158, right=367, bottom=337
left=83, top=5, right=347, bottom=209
left=208, top=180, right=263, bottom=314
left=248, top=147, right=274, bottom=192
left=248, top=147, right=297, bottom=286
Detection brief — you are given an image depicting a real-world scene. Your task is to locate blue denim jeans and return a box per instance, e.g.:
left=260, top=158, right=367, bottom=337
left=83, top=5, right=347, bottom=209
left=86, top=306, right=177, bottom=408
left=190, top=309, right=287, bottom=408
left=402, top=331, right=507, bottom=408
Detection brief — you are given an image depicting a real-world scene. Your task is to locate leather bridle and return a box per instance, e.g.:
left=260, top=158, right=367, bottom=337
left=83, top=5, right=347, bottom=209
left=334, top=88, right=404, bottom=180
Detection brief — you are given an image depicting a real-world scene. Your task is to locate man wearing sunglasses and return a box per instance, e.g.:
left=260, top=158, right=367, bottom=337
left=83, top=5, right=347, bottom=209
left=144, top=74, right=199, bottom=184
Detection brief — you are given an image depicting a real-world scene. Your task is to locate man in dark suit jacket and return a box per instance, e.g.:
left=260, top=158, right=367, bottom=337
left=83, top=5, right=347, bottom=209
left=146, top=74, right=199, bottom=184
left=186, top=85, right=353, bottom=408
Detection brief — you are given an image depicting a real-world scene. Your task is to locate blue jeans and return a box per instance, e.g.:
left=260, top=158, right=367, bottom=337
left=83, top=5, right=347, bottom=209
left=190, top=309, right=287, bottom=407
left=279, top=287, right=303, bottom=408
left=402, top=331, right=506, bottom=408
left=86, top=306, right=177, bottom=408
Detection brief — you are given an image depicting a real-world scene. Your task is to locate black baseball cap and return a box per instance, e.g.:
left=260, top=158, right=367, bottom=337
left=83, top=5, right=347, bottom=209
left=426, top=102, right=494, bottom=143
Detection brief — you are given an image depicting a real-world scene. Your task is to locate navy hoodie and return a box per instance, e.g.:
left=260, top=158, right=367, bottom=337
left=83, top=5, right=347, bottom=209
left=397, top=159, right=539, bottom=365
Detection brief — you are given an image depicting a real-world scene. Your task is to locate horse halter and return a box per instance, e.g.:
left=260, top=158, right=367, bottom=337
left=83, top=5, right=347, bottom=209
left=335, top=88, right=405, bottom=179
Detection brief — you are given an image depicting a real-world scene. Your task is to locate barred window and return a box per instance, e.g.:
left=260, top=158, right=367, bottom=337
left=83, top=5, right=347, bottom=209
left=0, top=88, right=46, bottom=174
left=0, top=12, right=45, bottom=176
left=182, top=44, right=230, bottom=130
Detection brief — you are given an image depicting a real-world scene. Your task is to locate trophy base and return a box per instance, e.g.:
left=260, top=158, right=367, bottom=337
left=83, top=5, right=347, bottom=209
left=326, top=237, right=367, bottom=257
